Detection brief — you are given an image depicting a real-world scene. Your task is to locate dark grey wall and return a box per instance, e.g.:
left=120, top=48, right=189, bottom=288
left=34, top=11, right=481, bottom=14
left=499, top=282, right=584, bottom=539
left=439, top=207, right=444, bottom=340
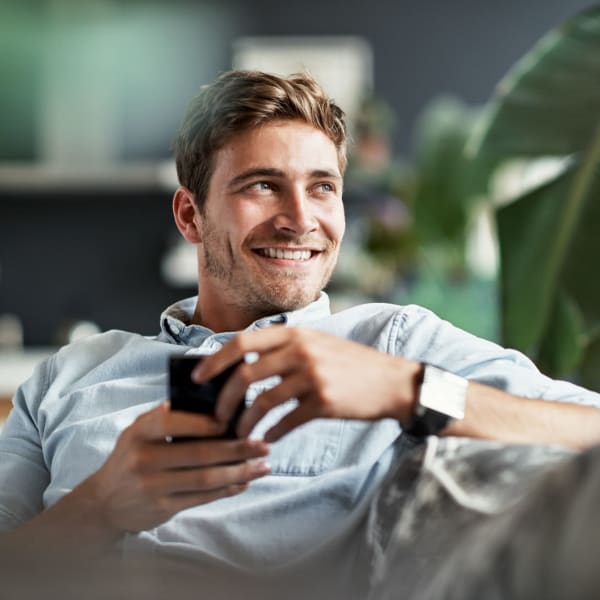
left=233, top=0, right=597, bottom=153
left=0, top=190, right=192, bottom=345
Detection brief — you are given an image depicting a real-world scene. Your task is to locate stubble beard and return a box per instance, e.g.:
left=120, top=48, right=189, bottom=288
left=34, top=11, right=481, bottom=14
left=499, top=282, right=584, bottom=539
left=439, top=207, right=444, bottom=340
left=201, top=221, right=337, bottom=316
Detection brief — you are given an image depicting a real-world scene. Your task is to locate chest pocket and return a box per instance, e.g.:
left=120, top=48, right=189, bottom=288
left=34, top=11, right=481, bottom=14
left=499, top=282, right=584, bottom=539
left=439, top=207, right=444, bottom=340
left=246, top=382, right=345, bottom=476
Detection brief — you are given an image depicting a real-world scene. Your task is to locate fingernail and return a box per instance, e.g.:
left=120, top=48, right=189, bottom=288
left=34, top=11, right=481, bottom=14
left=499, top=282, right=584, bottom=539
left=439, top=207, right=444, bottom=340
left=253, top=460, right=271, bottom=475
left=247, top=440, right=270, bottom=454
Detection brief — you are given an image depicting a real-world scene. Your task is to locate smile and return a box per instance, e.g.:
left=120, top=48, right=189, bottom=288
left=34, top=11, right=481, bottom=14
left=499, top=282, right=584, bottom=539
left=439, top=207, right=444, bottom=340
left=254, top=248, right=316, bottom=261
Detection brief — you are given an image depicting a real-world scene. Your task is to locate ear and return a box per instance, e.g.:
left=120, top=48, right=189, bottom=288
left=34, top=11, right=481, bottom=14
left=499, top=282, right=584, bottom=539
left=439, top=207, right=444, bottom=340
left=173, top=186, right=203, bottom=243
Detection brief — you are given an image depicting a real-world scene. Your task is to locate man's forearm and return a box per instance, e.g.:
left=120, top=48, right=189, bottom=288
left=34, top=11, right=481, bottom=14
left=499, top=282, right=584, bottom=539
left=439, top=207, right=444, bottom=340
left=193, top=327, right=600, bottom=450
left=442, top=381, right=600, bottom=451
left=0, top=477, right=123, bottom=559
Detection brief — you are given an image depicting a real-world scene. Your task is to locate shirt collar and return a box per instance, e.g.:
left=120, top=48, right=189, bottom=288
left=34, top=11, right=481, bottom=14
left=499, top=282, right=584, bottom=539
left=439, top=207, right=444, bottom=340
left=159, top=292, right=331, bottom=347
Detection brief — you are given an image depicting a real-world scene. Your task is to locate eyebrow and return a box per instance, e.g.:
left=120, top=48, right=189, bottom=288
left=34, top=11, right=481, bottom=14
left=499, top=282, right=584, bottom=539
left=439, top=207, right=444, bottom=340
left=227, top=167, right=342, bottom=188
left=227, top=168, right=284, bottom=188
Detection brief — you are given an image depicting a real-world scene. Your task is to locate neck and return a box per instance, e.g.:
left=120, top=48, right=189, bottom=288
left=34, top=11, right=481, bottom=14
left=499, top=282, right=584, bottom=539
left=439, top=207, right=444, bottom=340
left=191, top=295, right=271, bottom=333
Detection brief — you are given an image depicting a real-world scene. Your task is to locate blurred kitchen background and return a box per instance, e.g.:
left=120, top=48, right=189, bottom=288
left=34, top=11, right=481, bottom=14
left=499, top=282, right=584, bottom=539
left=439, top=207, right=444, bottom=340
left=0, top=0, right=597, bottom=414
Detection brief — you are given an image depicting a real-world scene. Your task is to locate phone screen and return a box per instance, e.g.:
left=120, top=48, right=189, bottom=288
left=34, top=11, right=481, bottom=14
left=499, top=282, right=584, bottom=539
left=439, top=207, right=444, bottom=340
left=169, top=356, right=245, bottom=438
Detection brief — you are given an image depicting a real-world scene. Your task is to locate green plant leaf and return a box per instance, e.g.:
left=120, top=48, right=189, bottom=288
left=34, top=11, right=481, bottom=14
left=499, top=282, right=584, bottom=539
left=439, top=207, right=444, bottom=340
left=496, top=169, right=574, bottom=352
left=471, top=7, right=600, bottom=165
left=498, top=156, right=600, bottom=378
left=579, top=331, right=600, bottom=391
left=468, top=7, right=600, bottom=384
left=557, top=166, right=600, bottom=328
left=537, top=290, right=586, bottom=377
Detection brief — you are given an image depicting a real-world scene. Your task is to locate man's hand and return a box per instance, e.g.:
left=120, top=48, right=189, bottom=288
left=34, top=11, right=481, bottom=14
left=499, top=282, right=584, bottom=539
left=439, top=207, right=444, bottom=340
left=190, top=327, right=600, bottom=452
left=81, top=402, right=270, bottom=535
left=192, top=327, right=423, bottom=442
left=3, top=403, right=270, bottom=557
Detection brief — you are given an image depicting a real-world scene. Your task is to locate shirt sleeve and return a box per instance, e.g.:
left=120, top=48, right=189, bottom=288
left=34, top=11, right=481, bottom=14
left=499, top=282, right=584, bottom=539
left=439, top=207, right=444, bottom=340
left=392, top=304, right=600, bottom=408
left=0, top=358, right=52, bottom=531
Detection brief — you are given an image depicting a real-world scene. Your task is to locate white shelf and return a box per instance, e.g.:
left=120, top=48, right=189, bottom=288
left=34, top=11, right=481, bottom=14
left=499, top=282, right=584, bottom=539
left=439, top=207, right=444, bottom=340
left=0, top=348, right=57, bottom=398
left=0, top=162, right=178, bottom=193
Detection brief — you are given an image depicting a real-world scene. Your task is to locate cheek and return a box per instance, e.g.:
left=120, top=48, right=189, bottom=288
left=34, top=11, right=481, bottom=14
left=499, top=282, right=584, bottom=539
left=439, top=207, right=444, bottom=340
left=336, top=211, right=346, bottom=241
left=216, top=229, right=238, bottom=262
left=234, top=204, right=278, bottom=244
left=208, top=209, right=246, bottom=249
left=322, top=203, right=345, bottom=244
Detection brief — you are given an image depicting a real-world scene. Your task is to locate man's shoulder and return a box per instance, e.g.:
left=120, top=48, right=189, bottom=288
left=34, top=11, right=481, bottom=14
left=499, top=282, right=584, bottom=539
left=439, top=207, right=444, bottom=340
left=49, top=329, right=170, bottom=378
left=56, top=328, right=155, bottom=359
left=23, top=328, right=178, bottom=403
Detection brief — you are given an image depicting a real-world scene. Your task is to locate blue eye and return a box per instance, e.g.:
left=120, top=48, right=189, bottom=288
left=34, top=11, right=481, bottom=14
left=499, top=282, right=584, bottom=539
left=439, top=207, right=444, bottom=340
left=316, top=183, right=334, bottom=193
left=249, top=181, right=274, bottom=191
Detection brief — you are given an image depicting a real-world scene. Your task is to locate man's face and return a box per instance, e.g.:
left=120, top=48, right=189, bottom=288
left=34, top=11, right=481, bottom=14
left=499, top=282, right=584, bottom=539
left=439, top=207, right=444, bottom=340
left=196, top=119, right=345, bottom=318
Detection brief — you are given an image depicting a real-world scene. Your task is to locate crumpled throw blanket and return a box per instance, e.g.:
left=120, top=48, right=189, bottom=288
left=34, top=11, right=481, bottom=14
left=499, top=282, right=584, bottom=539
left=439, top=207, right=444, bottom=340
left=366, top=435, right=600, bottom=600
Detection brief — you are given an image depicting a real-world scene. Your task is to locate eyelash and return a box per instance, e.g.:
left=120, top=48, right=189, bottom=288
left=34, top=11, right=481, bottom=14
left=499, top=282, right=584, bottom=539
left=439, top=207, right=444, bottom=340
left=316, top=183, right=334, bottom=193
left=243, top=181, right=337, bottom=195
left=248, top=181, right=275, bottom=191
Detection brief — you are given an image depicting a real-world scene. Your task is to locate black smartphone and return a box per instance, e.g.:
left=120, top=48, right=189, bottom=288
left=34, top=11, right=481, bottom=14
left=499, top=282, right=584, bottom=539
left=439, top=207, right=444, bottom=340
left=169, top=356, right=245, bottom=439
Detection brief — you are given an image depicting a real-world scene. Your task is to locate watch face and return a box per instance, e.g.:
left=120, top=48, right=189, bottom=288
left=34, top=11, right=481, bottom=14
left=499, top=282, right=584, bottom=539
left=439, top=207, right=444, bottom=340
left=404, top=365, right=467, bottom=437
left=419, top=365, right=467, bottom=420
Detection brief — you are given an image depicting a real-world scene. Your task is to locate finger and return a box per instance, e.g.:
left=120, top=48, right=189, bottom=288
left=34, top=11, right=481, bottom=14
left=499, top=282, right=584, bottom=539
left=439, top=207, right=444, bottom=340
left=146, top=459, right=271, bottom=495
left=215, top=344, right=300, bottom=423
left=165, top=410, right=229, bottom=438
left=130, top=403, right=227, bottom=442
left=144, top=438, right=270, bottom=471
left=236, top=373, right=312, bottom=438
left=262, top=402, right=317, bottom=443
left=192, top=326, right=293, bottom=382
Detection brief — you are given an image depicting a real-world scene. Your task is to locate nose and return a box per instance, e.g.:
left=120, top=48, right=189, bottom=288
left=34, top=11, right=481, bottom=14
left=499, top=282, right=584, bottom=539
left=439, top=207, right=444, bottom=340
left=273, top=187, right=318, bottom=237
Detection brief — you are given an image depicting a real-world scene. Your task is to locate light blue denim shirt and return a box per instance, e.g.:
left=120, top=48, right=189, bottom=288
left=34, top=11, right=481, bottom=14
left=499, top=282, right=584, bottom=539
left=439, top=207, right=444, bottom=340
left=1, top=293, right=599, bottom=592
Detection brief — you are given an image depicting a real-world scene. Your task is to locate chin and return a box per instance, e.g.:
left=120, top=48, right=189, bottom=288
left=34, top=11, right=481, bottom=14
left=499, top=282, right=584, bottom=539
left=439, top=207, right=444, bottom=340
left=254, top=287, right=320, bottom=314
left=269, top=294, right=317, bottom=313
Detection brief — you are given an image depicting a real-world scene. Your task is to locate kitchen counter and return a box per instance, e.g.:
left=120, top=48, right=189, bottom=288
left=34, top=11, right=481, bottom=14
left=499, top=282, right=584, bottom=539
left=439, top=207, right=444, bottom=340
left=0, top=398, right=11, bottom=426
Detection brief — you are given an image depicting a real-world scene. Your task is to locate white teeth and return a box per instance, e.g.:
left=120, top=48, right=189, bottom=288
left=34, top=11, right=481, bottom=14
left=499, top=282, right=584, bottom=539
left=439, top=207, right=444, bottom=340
left=259, top=248, right=312, bottom=260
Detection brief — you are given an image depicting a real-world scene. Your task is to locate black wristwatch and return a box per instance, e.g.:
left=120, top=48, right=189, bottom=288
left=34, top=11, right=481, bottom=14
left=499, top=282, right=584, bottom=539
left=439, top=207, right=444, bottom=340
left=403, top=364, right=468, bottom=437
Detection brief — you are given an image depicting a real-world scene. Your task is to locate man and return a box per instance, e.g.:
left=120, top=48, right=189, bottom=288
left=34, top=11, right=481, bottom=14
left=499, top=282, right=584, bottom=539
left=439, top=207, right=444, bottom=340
left=1, top=70, right=600, bottom=598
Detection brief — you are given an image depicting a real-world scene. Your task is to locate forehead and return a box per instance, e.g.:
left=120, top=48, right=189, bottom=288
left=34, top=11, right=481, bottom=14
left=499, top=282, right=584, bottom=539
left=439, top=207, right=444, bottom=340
left=212, top=120, right=342, bottom=180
